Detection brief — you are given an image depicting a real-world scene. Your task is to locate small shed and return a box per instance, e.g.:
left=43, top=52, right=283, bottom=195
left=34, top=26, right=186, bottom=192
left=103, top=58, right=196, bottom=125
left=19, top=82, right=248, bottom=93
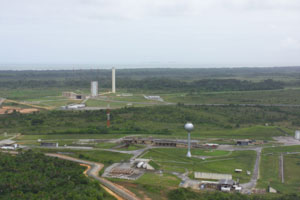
left=236, top=140, right=250, bottom=146
left=218, top=179, right=235, bottom=190
left=40, top=142, right=58, bottom=148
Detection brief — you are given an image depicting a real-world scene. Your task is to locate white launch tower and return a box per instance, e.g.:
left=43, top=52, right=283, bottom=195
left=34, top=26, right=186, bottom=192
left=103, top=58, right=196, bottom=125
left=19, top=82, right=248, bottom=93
left=91, top=81, right=98, bottom=97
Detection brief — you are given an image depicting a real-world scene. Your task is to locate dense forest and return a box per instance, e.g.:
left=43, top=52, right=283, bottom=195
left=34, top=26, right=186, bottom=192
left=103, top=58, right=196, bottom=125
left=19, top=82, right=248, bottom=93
left=1, top=67, right=299, bottom=91
left=0, top=151, right=114, bottom=200
left=168, top=188, right=300, bottom=200
left=1, top=105, right=300, bottom=135
left=0, top=77, right=284, bottom=92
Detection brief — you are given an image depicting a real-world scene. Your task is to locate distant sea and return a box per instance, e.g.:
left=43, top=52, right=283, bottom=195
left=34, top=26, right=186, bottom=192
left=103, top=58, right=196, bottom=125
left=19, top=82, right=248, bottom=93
left=0, top=63, right=292, bottom=70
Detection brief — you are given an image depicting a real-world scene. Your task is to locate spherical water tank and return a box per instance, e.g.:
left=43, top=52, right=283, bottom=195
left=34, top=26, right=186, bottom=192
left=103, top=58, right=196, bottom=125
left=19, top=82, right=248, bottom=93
left=184, top=122, right=194, bottom=132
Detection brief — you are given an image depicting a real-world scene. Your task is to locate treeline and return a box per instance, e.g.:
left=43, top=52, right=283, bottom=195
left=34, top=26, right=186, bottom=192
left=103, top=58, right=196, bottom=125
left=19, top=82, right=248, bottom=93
left=0, top=78, right=284, bottom=92
left=2, top=67, right=300, bottom=80
left=117, top=78, right=284, bottom=91
left=168, top=188, right=300, bottom=200
left=0, top=151, right=115, bottom=200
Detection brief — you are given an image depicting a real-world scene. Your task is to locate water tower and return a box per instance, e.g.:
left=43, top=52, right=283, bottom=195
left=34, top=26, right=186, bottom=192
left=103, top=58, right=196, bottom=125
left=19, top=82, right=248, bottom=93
left=184, top=122, right=194, bottom=158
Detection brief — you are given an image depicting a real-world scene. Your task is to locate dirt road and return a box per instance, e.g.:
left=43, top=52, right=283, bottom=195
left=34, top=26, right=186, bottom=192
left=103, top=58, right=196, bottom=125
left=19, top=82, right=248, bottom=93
left=240, top=148, right=262, bottom=193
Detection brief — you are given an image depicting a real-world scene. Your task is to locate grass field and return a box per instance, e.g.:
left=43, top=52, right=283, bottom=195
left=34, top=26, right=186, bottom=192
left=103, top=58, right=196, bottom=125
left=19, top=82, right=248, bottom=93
left=110, top=172, right=180, bottom=200
left=0, top=88, right=67, bottom=100
left=4, top=87, right=300, bottom=110
left=36, top=148, right=132, bottom=167
left=258, top=145, right=300, bottom=193
left=0, top=136, right=8, bottom=140
left=283, top=154, right=300, bottom=193
left=141, top=148, right=256, bottom=183
left=144, top=125, right=286, bottom=140
left=118, top=144, right=145, bottom=151
left=86, top=99, right=130, bottom=108
left=161, top=88, right=300, bottom=105
left=94, top=142, right=118, bottom=149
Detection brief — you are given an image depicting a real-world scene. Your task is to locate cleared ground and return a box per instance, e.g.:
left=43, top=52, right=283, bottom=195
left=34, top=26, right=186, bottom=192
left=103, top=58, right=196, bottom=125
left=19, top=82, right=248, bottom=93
left=141, top=148, right=256, bottom=183
left=109, top=172, right=181, bottom=200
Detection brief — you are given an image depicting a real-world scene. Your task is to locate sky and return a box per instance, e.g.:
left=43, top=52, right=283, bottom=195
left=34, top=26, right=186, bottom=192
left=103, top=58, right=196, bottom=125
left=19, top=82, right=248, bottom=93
left=0, top=0, right=300, bottom=70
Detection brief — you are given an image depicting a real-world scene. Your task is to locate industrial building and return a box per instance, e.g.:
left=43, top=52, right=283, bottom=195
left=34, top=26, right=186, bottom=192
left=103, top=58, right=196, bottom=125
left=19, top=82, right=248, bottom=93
left=1, top=143, right=19, bottom=150
left=144, top=95, right=163, bottom=101
left=40, top=142, right=59, bottom=147
left=122, top=137, right=202, bottom=148
left=91, top=81, right=98, bottom=97
left=194, top=172, right=232, bottom=181
left=102, top=162, right=144, bottom=180
left=61, top=104, right=86, bottom=110
left=236, top=139, right=252, bottom=146
left=180, top=178, right=241, bottom=192
left=62, top=92, right=85, bottom=100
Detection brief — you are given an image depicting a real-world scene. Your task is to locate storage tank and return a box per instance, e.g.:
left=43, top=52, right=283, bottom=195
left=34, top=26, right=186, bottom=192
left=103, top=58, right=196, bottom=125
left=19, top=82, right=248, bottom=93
left=295, top=130, right=300, bottom=140
left=137, top=162, right=144, bottom=168
left=142, top=163, right=147, bottom=169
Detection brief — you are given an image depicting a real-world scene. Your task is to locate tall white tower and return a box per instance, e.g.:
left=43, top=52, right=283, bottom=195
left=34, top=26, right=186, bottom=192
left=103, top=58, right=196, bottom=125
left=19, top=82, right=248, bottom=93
left=184, top=122, right=194, bottom=158
left=91, top=81, right=98, bottom=97
left=112, top=67, right=116, bottom=93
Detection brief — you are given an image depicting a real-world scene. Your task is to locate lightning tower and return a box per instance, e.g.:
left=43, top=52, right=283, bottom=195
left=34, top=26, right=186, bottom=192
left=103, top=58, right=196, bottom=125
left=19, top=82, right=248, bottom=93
left=106, top=104, right=110, bottom=128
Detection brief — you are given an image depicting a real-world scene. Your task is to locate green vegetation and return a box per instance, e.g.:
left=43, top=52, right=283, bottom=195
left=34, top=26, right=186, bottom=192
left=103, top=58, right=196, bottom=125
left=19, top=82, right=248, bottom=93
left=36, top=148, right=132, bottom=168
left=192, top=149, right=230, bottom=157
left=163, top=88, right=300, bottom=105
left=258, top=145, right=300, bottom=193
left=168, top=188, right=300, bottom=200
left=2, top=105, right=298, bottom=141
left=142, top=148, right=255, bottom=183
left=0, top=151, right=115, bottom=200
left=263, top=145, right=300, bottom=154
left=1, top=68, right=300, bottom=197
left=94, top=142, right=118, bottom=149
left=2, top=68, right=299, bottom=93
left=110, top=172, right=180, bottom=200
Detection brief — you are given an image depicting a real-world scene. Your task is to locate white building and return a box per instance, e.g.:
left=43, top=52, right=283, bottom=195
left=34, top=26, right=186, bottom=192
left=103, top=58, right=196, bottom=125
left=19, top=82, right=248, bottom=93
left=61, top=104, right=86, bottom=110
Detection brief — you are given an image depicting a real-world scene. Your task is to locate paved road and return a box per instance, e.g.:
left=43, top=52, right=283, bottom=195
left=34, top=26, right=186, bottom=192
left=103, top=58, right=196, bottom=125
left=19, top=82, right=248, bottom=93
left=280, top=154, right=284, bottom=183
left=46, top=153, right=139, bottom=200
left=240, top=148, right=262, bottom=193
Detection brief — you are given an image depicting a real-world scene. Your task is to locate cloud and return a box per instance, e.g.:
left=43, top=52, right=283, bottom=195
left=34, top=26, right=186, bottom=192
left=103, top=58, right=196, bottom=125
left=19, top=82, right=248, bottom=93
left=0, top=0, right=300, bottom=66
left=1, top=0, right=300, bottom=24
left=281, top=37, right=300, bottom=49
